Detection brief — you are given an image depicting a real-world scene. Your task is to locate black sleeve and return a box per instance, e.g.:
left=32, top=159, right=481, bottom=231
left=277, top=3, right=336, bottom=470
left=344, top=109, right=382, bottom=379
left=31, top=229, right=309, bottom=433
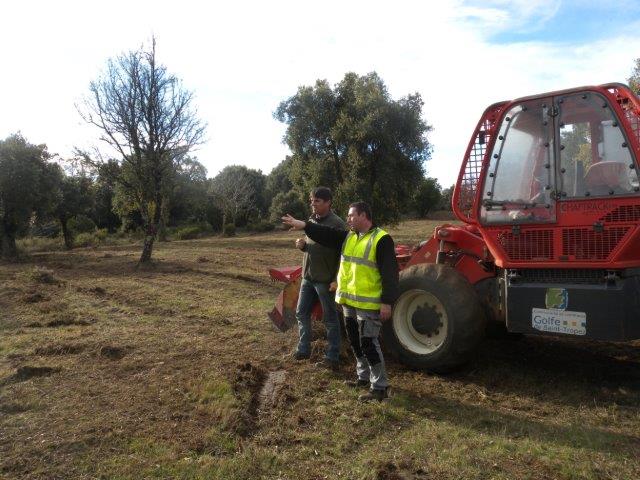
left=376, top=235, right=400, bottom=305
left=304, top=221, right=349, bottom=250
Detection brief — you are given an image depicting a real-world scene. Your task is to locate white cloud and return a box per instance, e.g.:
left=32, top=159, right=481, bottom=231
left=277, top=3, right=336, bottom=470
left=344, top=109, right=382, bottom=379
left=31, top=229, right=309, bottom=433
left=1, top=0, right=638, bottom=190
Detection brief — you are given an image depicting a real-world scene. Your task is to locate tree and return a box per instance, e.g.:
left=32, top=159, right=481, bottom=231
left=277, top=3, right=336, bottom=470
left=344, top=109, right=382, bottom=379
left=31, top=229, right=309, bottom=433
left=265, top=157, right=293, bottom=209
left=0, top=134, right=60, bottom=259
left=168, top=157, right=209, bottom=225
left=209, top=166, right=262, bottom=234
left=275, top=72, right=432, bottom=224
left=79, top=38, right=206, bottom=263
left=91, top=159, right=122, bottom=233
left=269, top=191, right=308, bottom=223
left=53, top=173, right=94, bottom=249
left=413, top=177, right=442, bottom=217
left=440, top=185, right=454, bottom=211
left=629, top=58, right=640, bottom=95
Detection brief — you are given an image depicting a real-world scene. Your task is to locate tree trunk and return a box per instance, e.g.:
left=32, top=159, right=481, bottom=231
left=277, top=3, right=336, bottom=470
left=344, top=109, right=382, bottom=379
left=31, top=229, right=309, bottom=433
left=139, top=197, right=163, bottom=264
left=60, top=216, right=73, bottom=250
left=221, top=212, right=228, bottom=236
left=139, top=230, right=155, bottom=264
left=1, top=229, right=18, bottom=260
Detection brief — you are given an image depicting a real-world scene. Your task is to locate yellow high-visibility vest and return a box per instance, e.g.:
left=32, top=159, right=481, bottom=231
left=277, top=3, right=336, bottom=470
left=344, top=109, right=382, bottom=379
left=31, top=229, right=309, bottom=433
left=336, top=227, right=388, bottom=310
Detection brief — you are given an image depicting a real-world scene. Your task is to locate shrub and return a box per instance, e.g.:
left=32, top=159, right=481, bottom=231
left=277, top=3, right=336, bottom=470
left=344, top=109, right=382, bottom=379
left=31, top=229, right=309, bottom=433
left=20, top=266, right=58, bottom=284
left=75, top=232, right=98, bottom=247
left=246, top=220, right=275, bottom=232
left=174, top=226, right=203, bottom=240
left=95, top=228, right=108, bottom=241
left=222, top=223, right=236, bottom=237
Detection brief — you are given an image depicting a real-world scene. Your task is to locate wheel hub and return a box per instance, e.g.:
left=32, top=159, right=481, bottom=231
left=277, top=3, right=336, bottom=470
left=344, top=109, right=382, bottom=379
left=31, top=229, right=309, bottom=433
left=411, top=304, right=442, bottom=336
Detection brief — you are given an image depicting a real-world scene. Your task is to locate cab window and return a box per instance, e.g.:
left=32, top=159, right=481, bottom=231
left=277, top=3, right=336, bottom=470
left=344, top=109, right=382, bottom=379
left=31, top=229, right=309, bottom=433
left=558, top=93, right=639, bottom=198
left=480, top=100, right=556, bottom=224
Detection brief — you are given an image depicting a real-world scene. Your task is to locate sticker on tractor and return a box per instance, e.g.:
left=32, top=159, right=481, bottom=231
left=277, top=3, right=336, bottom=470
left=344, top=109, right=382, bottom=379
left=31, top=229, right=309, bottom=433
left=545, top=288, right=568, bottom=310
left=532, top=308, right=586, bottom=336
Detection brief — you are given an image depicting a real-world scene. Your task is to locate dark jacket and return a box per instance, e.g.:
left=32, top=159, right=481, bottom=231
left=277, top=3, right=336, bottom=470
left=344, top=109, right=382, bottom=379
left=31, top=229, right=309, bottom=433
left=301, top=211, right=346, bottom=283
left=304, top=221, right=400, bottom=305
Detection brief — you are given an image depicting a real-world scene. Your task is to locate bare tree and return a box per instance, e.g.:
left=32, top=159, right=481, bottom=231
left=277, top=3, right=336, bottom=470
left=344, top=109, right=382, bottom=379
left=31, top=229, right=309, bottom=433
left=79, top=38, right=206, bottom=263
left=209, top=166, right=255, bottom=235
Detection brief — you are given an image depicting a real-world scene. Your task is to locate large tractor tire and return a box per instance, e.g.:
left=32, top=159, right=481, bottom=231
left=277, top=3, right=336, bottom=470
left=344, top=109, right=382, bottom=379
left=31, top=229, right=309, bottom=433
left=382, top=263, right=486, bottom=373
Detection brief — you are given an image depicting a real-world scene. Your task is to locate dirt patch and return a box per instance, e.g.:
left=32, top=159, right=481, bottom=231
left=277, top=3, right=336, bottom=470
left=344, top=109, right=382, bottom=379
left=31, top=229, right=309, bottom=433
left=232, top=362, right=266, bottom=436
left=45, top=318, right=90, bottom=328
left=1, top=365, right=62, bottom=385
left=98, top=345, right=129, bottom=360
left=0, top=402, right=30, bottom=414
left=197, top=256, right=209, bottom=263
left=35, top=343, right=86, bottom=356
left=23, top=292, right=48, bottom=303
left=258, top=370, right=288, bottom=413
left=375, top=462, right=431, bottom=480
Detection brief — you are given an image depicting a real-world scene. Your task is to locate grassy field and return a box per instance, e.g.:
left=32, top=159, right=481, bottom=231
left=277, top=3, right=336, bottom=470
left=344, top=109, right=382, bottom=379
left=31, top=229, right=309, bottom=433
left=1, top=219, right=639, bottom=480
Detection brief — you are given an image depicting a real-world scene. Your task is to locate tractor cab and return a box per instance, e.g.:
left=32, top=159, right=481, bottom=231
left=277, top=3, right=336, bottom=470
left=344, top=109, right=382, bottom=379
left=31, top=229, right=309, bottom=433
left=479, top=89, right=640, bottom=226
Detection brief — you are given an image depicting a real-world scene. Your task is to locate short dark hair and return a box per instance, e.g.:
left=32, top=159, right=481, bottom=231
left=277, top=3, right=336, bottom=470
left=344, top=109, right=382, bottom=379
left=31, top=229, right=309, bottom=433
left=311, top=186, right=332, bottom=202
left=349, top=201, right=372, bottom=221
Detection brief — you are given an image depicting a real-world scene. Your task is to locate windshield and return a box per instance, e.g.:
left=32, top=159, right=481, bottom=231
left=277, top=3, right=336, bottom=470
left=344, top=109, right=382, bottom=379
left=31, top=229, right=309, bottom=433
left=480, top=100, right=556, bottom=224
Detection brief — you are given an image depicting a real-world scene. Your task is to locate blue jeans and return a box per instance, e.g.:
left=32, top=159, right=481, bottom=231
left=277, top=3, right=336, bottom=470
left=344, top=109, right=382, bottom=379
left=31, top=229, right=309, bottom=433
left=295, top=278, right=341, bottom=362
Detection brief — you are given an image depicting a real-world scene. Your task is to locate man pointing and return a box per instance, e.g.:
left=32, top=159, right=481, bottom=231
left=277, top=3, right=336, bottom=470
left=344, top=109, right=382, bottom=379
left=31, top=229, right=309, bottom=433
left=283, top=201, right=399, bottom=402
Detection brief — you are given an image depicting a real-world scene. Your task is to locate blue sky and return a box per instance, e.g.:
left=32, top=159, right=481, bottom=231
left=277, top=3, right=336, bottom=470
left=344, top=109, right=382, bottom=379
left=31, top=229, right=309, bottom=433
left=2, top=0, right=640, bottom=188
left=486, top=1, right=640, bottom=44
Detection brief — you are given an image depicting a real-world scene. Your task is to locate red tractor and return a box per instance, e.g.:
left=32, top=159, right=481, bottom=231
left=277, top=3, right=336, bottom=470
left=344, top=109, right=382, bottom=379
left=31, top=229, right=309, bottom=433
left=269, top=83, right=640, bottom=372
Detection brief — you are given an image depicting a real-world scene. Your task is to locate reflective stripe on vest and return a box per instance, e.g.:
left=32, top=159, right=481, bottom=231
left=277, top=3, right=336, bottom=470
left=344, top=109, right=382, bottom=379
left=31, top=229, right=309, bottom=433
left=335, top=227, right=388, bottom=310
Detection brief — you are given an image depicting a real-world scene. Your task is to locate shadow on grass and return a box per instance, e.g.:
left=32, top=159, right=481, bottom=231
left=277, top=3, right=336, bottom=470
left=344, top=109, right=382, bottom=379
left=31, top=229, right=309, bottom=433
left=390, top=388, right=640, bottom=458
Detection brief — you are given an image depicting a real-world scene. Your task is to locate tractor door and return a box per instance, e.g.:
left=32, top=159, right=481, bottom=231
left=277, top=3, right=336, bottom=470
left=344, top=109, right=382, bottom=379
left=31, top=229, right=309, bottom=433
left=554, top=91, right=640, bottom=263
left=480, top=98, right=557, bottom=224
left=556, top=91, right=639, bottom=200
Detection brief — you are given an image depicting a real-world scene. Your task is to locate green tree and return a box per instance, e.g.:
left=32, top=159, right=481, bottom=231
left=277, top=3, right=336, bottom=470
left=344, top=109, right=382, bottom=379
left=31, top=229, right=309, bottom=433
left=50, top=172, right=94, bottom=249
left=275, top=72, right=432, bottom=224
left=169, top=157, right=209, bottom=225
left=91, top=160, right=122, bottom=233
left=628, top=58, right=640, bottom=95
left=0, top=134, right=60, bottom=259
left=413, top=177, right=442, bottom=217
left=440, top=185, right=454, bottom=211
left=265, top=157, right=293, bottom=209
left=269, top=190, right=308, bottom=223
left=79, top=38, right=206, bottom=263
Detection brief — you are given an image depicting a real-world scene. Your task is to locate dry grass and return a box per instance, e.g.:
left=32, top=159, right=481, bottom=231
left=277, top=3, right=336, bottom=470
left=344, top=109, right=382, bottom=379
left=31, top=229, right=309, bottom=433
left=0, top=220, right=639, bottom=480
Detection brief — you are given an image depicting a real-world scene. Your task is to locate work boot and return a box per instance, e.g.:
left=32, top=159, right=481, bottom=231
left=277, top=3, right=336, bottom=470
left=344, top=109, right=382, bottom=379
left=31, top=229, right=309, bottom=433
left=344, top=379, right=369, bottom=389
left=291, top=351, right=310, bottom=361
left=314, top=358, right=340, bottom=372
left=358, top=388, right=389, bottom=402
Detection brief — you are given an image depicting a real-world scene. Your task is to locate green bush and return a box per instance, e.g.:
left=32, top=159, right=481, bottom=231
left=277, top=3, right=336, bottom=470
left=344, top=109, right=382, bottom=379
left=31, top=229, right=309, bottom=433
left=68, top=214, right=96, bottom=234
left=246, top=220, right=275, bottom=232
left=95, top=228, right=108, bottom=240
left=222, top=223, right=236, bottom=237
left=173, top=225, right=202, bottom=240
left=75, top=232, right=98, bottom=247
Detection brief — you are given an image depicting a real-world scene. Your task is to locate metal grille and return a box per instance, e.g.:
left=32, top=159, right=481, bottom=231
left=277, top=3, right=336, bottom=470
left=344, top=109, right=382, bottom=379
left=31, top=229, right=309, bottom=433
left=508, top=268, right=607, bottom=285
left=497, top=229, right=554, bottom=261
left=457, top=104, right=505, bottom=220
left=562, top=227, right=630, bottom=260
left=600, top=204, right=640, bottom=223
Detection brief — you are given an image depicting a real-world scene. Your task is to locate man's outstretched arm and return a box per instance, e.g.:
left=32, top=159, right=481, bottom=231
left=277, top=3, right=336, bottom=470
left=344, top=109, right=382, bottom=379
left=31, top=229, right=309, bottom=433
left=282, top=214, right=348, bottom=250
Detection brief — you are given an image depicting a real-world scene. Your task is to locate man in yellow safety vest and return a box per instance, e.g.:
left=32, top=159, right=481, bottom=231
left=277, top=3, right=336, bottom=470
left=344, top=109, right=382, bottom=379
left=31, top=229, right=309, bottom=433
left=282, top=201, right=399, bottom=402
